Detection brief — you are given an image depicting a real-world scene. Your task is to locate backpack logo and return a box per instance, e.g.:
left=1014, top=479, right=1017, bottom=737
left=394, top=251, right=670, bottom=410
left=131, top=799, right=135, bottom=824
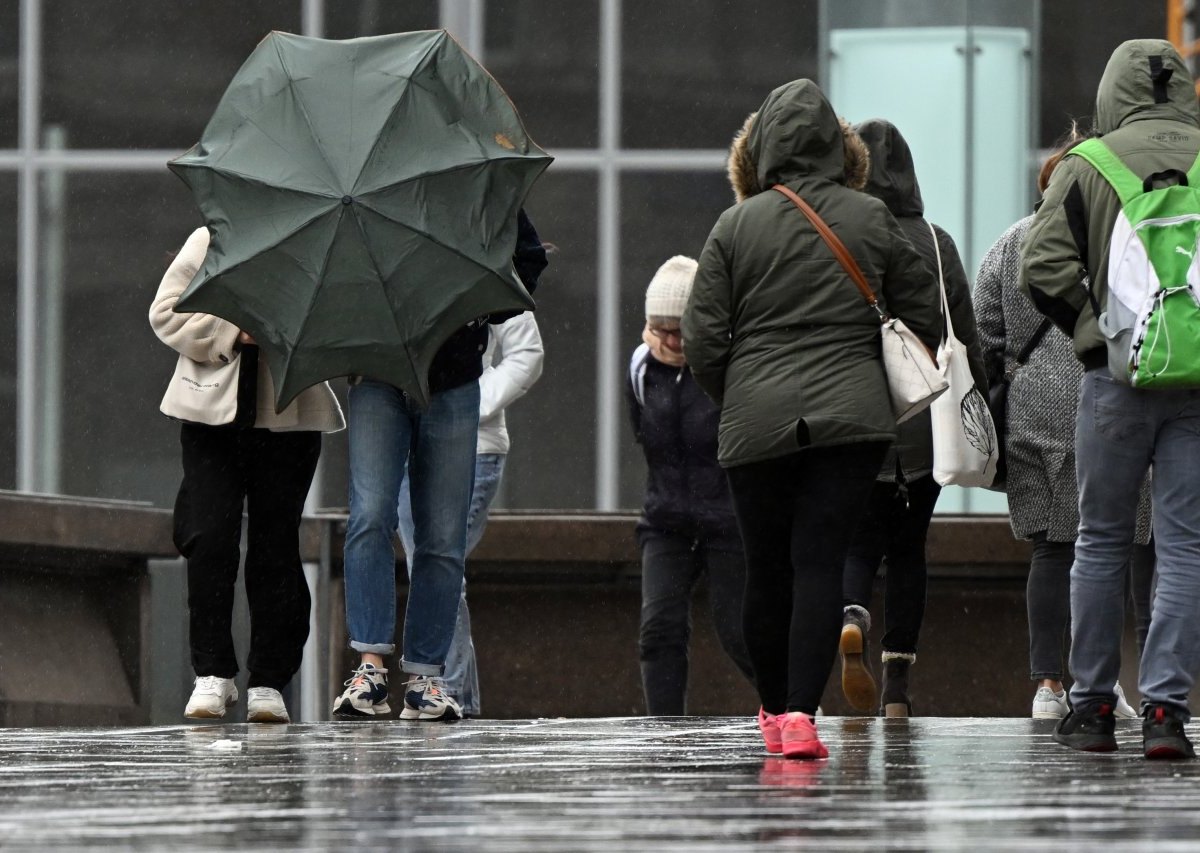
left=1071, top=138, right=1200, bottom=389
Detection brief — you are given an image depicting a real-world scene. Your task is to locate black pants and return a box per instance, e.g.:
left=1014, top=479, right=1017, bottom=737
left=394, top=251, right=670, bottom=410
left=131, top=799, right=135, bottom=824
left=726, top=441, right=889, bottom=716
left=174, top=424, right=321, bottom=691
left=638, top=530, right=755, bottom=715
left=842, top=474, right=941, bottom=655
left=1027, top=534, right=1157, bottom=680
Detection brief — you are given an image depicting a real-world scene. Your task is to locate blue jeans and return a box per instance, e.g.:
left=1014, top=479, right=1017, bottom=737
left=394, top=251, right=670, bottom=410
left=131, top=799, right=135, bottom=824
left=343, top=379, right=480, bottom=676
left=1071, top=369, right=1200, bottom=718
left=397, top=453, right=506, bottom=715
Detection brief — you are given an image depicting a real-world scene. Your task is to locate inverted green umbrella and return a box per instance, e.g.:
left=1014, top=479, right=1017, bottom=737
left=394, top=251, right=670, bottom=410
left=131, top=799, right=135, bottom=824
left=170, top=29, right=551, bottom=410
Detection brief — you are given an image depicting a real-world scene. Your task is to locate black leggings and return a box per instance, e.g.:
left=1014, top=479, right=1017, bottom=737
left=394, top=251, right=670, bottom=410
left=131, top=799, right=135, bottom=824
left=726, top=441, right=889, bottom=715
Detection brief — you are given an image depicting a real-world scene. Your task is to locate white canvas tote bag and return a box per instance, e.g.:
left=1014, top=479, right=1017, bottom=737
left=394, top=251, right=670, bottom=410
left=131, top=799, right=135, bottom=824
left=928, top=223, right=999, bottom=487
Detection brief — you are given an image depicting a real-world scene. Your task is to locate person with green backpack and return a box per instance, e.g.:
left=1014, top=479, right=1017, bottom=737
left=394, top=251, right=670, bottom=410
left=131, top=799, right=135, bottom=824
left=1022, top=39, right=1200, bottom=760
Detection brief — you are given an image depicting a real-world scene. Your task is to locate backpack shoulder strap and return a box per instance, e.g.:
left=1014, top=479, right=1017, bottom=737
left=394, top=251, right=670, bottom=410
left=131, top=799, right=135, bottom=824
left=630, top=343, right=651, bottom=408
left=1070, top=138, right=1143, bottom=207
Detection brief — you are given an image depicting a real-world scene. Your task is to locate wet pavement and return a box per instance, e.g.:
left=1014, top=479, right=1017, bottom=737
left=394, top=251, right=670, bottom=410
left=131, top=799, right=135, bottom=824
left=1, top=716, right=1198, bottom=850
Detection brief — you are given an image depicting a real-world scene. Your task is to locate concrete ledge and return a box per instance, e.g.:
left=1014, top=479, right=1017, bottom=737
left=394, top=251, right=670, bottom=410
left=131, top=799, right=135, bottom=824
left=0, top=493, right=1047, bottom=722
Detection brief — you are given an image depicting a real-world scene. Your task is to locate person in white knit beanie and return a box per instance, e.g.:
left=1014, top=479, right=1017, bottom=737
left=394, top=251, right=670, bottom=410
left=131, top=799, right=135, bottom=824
left=627, top=254, right=754, bottom=715
left=642, top=255, right=698, bottom=367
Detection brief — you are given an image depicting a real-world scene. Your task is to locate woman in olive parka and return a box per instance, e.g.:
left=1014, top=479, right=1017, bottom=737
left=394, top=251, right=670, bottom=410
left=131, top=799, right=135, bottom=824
left=681, top=79, right=942, bottom=759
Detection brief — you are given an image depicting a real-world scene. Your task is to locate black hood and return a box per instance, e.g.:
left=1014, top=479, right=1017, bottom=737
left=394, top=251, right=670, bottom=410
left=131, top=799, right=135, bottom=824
left=853, top=118, right=924, bottom=218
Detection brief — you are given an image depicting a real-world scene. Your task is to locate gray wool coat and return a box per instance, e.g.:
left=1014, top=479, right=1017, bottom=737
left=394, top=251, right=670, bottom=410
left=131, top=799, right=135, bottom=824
left=974, top=215, right=1150, bottom=543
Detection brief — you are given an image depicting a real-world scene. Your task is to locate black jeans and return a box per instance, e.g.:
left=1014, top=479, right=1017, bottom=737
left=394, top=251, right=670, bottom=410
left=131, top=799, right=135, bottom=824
left=1027, top=534, right=1074, bottom=681
left=842, top=474, right=941, bottom=656
left=638, top=530, right=755, bottom=715
left=1027, top=534, right=1157, bottom=680
left=174, top=424, right=321, bottom=691
left=726, top=441, right=889, bottom=716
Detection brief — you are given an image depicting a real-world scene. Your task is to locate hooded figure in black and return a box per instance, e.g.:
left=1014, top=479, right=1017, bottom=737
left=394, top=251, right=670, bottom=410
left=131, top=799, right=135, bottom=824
left=839, top=119, right=988, bottom=717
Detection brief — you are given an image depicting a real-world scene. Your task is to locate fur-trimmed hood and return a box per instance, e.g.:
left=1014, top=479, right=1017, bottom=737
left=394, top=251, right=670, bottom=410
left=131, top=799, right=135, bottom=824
left=726, top=80, right=870, bottom=203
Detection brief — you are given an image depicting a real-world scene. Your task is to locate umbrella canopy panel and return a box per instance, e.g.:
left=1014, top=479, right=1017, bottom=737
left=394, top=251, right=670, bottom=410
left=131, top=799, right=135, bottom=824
left=170, top=29, right=551, bottom=410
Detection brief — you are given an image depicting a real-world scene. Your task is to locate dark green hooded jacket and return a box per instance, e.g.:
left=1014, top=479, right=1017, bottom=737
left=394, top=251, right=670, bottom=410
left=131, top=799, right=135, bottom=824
left=855, top=118, right=989, bottom=482
left=1021, top=39, right=1200, bottom=364
left=682, top=79, right=943, bottom=467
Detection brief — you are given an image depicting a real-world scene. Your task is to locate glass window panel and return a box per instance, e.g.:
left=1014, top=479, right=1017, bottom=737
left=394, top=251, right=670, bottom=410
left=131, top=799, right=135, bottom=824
left=49, top=171, right=205, bottom=503
left=41, top=0, right=300, bottom=149
left=0, top=1, right=16, bottom=148
left=323, top=1, right=438, bottom=39
left=0, top=175, right=15, bottom=488
left=617, top=170, right=734, bottom=510
left=622, top=1, right=818, bottom=150
left=500, top=173, right=598, bottom=510
left=1038, top=1, right=1166, bottom=146
left=484, top=1, right=598, bottom=150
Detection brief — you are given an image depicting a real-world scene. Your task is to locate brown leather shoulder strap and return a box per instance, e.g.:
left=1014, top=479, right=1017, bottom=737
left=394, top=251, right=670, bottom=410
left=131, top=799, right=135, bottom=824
left=771, top=183, right=880, bottom=312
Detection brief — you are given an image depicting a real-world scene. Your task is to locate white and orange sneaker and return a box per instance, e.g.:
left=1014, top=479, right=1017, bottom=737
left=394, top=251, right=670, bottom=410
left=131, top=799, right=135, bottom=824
left=400, top=675, right=462, bottom=721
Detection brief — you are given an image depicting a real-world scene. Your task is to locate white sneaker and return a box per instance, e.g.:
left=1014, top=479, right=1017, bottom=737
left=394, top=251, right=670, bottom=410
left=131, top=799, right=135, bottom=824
left=246, top=687, right=290, bottom=723
left=1113, top=682, right=1138, bottom=719
left=1031, top=686, right=1068, bottom=719
left=185, top=676, right=238, bottom=719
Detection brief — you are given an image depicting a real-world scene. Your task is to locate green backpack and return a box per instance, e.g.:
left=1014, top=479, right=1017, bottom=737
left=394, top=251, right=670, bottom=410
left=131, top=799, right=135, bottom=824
left=1071, top=138, right=1200, bottom=388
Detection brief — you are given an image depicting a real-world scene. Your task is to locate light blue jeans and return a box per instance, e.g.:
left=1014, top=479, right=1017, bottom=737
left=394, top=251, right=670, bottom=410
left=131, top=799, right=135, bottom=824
left=1071, top=368, right=1200, bottom=719
left=343, top=380, right=480, bottom=676
left=397, top=453, right=506, bottom=716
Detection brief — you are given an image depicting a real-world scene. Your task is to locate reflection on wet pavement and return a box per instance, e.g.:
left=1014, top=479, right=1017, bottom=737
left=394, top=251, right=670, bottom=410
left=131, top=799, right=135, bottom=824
left=0, top=717, right=1197, bottom=850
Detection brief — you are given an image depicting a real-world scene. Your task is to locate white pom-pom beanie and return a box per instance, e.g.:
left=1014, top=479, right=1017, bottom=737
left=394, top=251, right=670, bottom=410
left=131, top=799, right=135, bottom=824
left=644, top=255, right=698, bottom=320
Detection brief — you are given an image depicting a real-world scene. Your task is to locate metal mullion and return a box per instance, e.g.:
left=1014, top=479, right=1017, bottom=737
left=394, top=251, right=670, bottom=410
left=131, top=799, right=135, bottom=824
left=302, top=0, right=324, bottom=38
left=595, top=0, right=622, bottom=511
left=16, top=0, right=42, bottom=492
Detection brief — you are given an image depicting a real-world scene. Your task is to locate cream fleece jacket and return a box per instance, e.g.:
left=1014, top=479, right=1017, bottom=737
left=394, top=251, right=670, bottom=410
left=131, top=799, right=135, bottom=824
left=150, top=227, right=345, bottom=432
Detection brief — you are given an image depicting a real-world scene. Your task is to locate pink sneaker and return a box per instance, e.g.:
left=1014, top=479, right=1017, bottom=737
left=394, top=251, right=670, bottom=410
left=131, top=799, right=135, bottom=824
left=780, top=711, right=829, bottom=759
left=758, top=708, right=783, bottom=754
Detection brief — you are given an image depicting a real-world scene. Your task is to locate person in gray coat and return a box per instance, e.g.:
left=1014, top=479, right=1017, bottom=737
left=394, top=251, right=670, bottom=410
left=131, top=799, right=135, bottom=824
left=839, top=119, right=988, bottom=718
left=974, top=128, right=1153, bottom=722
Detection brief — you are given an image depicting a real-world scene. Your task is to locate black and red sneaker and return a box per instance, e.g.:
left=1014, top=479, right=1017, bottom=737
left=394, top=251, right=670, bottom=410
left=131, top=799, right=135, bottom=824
left=1053, top=702, right=1117, bottom=752
left=1143, top=704, right=1195, bottom=760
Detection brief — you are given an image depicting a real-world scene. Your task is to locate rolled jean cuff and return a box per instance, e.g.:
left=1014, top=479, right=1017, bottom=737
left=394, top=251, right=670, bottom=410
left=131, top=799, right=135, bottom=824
left=400, top=658, right=442, bottom=677
left=1029, top=671, right=1063, bottom=681
left=350, top=640, right=395, bottom=655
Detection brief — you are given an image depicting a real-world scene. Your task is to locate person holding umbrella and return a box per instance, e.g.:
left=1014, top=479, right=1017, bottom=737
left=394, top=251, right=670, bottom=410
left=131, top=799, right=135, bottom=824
left=332, top=210, right=548, bottom=721
left=151, top=226, right=346, bottom=723
left=394, top=308, right=546, bottom=718
left=163, top=30, right=553, bottom=722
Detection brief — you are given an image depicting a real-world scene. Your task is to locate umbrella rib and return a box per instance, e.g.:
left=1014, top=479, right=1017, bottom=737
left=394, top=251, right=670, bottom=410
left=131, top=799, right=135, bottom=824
left=356, top=197, right=513, bottom=284
left=203, top=206, right=338, bottom=290
left=175, top=162, right=338, bottom=203
left=278, top=206, right=396, bottom=374
left=347, top=206, right=411, bottom=348
left=349, top=32, right=446, bottom=196
left=357, top=154, right=550, bottom=196
left=273, top=36, right=346, bottom=195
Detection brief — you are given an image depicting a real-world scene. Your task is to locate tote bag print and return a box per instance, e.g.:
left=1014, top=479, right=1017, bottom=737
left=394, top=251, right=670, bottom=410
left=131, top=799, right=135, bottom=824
left=928, top=224, right=999, bottom=487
